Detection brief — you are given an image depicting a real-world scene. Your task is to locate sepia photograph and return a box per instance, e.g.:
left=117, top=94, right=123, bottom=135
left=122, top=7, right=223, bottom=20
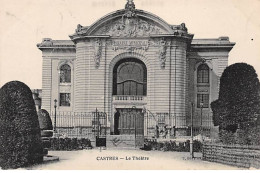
left=0, top=0, right=260, bottom=170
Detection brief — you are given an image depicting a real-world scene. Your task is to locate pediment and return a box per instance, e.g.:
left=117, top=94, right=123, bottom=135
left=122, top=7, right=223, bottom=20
left=92, top=15, right=169, bottom=37
left=69, top=1, right=191, bottom=41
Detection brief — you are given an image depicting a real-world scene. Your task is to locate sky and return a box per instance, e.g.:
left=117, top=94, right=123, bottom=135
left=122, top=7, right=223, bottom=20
left=0, top=0, right=260, bottom=89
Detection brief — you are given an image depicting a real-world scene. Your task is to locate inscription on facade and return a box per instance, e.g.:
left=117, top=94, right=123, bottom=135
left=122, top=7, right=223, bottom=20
left=109, top=40, right=149, bottom=51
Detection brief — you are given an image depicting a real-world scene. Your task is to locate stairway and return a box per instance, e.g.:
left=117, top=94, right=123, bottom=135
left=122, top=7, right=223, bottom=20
left=106, top=135, right=137, bottom=149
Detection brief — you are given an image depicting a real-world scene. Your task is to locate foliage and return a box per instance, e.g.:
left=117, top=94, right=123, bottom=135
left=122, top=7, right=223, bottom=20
left=219, top=130, right=236, bottom=145
left=193, top=140, right=202, bottom=152
left=211, top=63, right=260, bottom=132
left=37, top=109, right=53, bottom=130
left=0, top=81, right=43, bottom=169
left=236, top=127, right=260, bottom=145
left=49, top=137, right=92, bottom=150
left=143, top=139, right=202, bottom=152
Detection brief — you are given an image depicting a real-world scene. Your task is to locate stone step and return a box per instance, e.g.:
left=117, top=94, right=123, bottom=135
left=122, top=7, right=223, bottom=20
left=107, top=135, right=136, bottom=148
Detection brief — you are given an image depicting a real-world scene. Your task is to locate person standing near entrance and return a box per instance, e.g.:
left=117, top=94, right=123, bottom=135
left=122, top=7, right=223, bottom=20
left=114, top=110, right=120, bottom=135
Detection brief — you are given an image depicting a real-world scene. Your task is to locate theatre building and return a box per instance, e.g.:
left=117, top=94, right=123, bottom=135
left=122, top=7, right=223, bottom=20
left=37, top=0, right=235, bottom=146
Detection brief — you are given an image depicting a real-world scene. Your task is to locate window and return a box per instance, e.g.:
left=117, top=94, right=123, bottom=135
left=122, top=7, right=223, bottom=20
left=60, top=64, right=71, bottom=83
left=197, top=64, right=209, bottom=83
left=113, top=58, right=147, bottom=96
left=197, top=94, right=209, bottom=108
left=60, top=93, right=71, bottom=106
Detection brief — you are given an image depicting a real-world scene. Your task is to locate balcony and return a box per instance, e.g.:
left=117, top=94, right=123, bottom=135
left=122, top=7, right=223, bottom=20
left=112, top=95, right=147, bottom=105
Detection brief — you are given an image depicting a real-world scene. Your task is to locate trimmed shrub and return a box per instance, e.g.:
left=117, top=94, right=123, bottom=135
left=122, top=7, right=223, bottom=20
left=49, top=138, right=92, bottom=150
left=211, top=63, right=260, bottom=132
left=0, top=81, right=43, bottom=169
left=37, top=109, right=53, bottom=130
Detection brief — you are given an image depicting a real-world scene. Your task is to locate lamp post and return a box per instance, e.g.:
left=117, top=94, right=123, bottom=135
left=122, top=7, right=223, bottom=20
left=190, top=102, right=194, bottom=159
left=200, top=101, right=204, bottom=135
left=54, top=99, right=57, bottom=133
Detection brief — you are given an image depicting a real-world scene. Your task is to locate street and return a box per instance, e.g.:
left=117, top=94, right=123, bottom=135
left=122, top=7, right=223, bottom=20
left=28, top=148, right=243, bottom=170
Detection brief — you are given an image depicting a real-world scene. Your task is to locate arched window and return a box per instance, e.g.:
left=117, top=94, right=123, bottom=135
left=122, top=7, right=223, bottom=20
left=113, top=58, right=147, bottom=96
left=60, top=64, right=71, bottom=83
left=197, top=64, right=209, bottom=83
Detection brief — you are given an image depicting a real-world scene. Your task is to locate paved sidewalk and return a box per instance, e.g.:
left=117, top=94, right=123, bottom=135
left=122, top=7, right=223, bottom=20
left=28, top=148, right=243, bottom=170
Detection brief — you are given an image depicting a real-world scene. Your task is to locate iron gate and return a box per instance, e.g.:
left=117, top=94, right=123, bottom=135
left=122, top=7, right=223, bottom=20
left=93, top=109, right=107, bottom=147
left=116, top=107, right=144, bottom=148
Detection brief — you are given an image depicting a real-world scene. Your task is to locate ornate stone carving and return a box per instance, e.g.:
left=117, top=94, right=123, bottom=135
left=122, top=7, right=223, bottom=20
left=158, top=38, right=167, bottom=68
left=95, top=17, right=164, bottom=37
left=93, top=39, right=102, bottom=68
left=171, top=23, right=188, bottom=32
left=37, top=38, right=53, bottom=47
left=75, top=24, right=83, bottom=33
left=94, top=0, right=164, bottom=37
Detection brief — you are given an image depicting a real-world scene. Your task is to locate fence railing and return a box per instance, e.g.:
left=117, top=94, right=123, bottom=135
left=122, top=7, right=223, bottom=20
left=144, top=112, right=216, bottom=139
left=49, top=111, right=217, bottom=140
left=50, top=112, right=96, bottom=139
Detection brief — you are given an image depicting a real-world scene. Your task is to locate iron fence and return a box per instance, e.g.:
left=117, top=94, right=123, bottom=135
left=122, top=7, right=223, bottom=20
left=49, top=111, right=217, bottom=141
left=144, top=112, right=217, bottom=140
left=50, top=112, right=95, bottom=139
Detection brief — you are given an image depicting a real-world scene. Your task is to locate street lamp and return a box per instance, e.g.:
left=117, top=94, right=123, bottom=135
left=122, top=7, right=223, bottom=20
left=54, top=99, right=57, bottom=133
left=200, top=101, right=204, bottom=135
left=190, top=102, right=194, bottom=159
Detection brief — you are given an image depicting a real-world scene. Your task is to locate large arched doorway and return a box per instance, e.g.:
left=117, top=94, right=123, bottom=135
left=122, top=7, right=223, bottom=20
left=112, top=58, right=147, bottom=142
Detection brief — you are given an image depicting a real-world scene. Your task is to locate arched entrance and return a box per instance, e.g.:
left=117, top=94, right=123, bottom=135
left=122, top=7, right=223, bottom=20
left=112, top=58, right=147, bottom=147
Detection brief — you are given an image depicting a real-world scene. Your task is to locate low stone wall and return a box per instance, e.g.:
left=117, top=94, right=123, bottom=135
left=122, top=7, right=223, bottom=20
left=202, top=143, right=260, bottom=169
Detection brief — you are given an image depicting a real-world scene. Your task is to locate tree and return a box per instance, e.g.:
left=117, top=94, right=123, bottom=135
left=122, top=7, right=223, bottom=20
left=211, top=63, right=260, bottom=132
left=0, top=81, right=43, bottom=169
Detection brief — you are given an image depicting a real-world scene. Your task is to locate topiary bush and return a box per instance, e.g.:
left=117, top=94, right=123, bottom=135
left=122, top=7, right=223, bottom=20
left=37, top=109, right=53, bottom=156
left=0, top=81, right=43, bottom=169
left=37, top=109, right=53, bottom=131
left=211, top=63, right=260, bottom=133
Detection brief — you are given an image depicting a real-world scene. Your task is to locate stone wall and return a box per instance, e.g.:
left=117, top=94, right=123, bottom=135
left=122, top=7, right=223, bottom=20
left=203, top=143, right=260, bottom=169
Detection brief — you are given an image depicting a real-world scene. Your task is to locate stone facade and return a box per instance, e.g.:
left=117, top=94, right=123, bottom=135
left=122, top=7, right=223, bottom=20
left=37, top=1, right=235, bottom=138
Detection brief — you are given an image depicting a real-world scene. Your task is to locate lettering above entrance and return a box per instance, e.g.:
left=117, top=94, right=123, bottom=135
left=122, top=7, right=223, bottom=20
left=107, top=40, right=149, bottom=51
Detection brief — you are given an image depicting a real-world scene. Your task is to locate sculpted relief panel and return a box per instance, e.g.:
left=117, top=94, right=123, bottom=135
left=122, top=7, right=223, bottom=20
left=93, top=39, right=102, bottom=68
left=94, top=17, right=167, bottom=37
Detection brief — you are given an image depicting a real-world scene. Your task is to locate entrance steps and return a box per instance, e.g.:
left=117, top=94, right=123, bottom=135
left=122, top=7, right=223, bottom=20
left=106, top=135, right=136, bottom=148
